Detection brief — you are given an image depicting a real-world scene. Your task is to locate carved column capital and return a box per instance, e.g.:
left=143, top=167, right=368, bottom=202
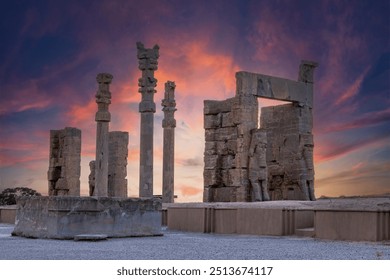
left=162, top=81, right=177, bottom=128
left=95, top=73, right=112, bottom=122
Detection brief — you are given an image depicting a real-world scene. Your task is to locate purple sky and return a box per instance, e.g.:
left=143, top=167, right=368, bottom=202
left=0, top=0, right=389, bottom=201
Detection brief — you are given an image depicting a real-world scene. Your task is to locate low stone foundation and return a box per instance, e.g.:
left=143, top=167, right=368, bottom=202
left=164, top=197, right=390, bottom=242
left=0, top=205, right=17, bottom=224
left=12, top=196, right=162, bottom=239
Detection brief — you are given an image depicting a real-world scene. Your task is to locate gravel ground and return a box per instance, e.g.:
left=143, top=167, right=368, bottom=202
left=0, top=224, right=389, bottom=260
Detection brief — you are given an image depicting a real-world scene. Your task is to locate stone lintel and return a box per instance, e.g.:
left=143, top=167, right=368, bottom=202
left=236, top=71, right=313, bottom=108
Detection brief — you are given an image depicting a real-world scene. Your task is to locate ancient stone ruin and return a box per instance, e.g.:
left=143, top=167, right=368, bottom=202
left=47, top=127, right=81, bottom=196
left=13, top=42, right=164, bottom=240
left=88, top=131, right=129, bottom=197
left=137, top=42, right=160, bottom=198
left=203, top=60, right=318, bottom=202
left=162, top=81, right=177, bottom=203
left=94, top=72, right=113, bottom=197
left=108, top=131, right=129, bottom=197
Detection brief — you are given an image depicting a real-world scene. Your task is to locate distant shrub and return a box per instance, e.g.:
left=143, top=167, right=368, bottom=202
left=0, top=187, right=41, bottom=205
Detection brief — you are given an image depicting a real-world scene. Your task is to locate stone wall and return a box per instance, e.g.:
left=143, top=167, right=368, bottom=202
left=261, top=104, right=314, bottom=200
left=48, top=127, right=81, bottom=196
left=203, top=95, right=259, bottom=202
left=203, top=61, right=317, bottom=202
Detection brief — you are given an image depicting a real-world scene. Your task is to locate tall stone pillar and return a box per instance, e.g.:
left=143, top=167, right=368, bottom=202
left=137, top=42, right=159, bottom=197
left=94, top=73, right=113, bottom=197
left=162, top=81, right=177, bottom=203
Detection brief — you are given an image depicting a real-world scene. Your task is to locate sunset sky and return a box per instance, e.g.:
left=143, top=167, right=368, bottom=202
left=0, top=0, right=389, bottom=201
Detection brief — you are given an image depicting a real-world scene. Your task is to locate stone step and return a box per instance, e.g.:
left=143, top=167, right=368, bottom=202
left=74, top=234, right=108, bottom=241
left=295, top=227, right=315, bottom=238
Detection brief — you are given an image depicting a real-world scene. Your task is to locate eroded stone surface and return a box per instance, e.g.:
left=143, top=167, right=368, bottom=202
left=108, top=131, right=129, bottom=198
left=95, top=73, right=113, bottom=197
left=48, top=127, right=81, bottom=196
left=204, top=60, right=317, bottom=202
left=137, top=42, right=159, bottom=198
left=162, top=81, right=176, bottom=203
left=12, top=196, right=162, bottom=239
left=261, top=104, right=315, bottom=200
left=88, top=160, right=95, bottom=196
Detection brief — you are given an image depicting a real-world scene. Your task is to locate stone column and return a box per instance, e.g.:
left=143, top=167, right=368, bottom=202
left=94, top=73, right=113, bottom=197
left=162, top=81, right=176, bottom=203
left=137, top=42, right=159, bottom=197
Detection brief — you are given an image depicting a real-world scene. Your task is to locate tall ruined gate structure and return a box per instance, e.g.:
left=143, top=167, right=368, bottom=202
left=204, top=61, right=318, bottom=202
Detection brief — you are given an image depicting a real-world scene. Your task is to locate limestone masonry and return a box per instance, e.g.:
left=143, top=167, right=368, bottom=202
left=48, top=127, right=81, bottom=196
left=94, top=73, right=113, bottom=197
left=12, top=196, right=162, bottom=239
left=162, top=81, right=177, bottom=203
left=137, top=42, right=159, bottom=198
left=108, top=131, right=129, bottom=197
left=204, top=61, right=318, bottom=202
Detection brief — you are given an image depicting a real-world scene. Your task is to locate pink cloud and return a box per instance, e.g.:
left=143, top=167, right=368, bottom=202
left=335, top=67, right=369, bottom=106
left=314, top=136, right=388, bottom=163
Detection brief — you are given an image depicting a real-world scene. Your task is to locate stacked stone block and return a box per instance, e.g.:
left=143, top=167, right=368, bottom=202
left=137, top=42, right=159, bottom=198
left=203, top=95, right=258, bottom=202
left=94, top=73, right=113, bottom=197
left=108, top=131, right=129, bottom=197
left=48, top=127, right=81, bottom=196
left=89, top=131, right=128, bottom=197
left=261, top=104, right=314, bottom=200
left=203, top=60, right=318, bottom=202
left=162, top=81, right=177, bottom=203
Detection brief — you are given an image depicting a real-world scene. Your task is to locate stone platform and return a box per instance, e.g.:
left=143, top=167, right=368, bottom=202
left=163, top=197, right=390, bottom=242
left=12, top=196, right=162, bottom=239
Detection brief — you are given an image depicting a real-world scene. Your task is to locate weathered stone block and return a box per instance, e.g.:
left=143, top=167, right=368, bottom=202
left=221, top=155, right=235, bottom=169
left=48, top=127, right=81, bottom=196
left=12, top=196, right=162, bottom=239
left=228, top=169, right=248, bottom=186
left=215, top=127, right=237, bottom=141
left=216, top=140, right=237, bottom=155
left=108, top=131, right=129, bottom=198
left=204, top=114, right=222, bottom=129
left=204, top=141, right=217, bottom=155
left=213, top=187, right=235, bottom=202
left=221, top=112, right=234, bottom=127
left=204, top=98, right=234, bottom=115
left=205, top=129, right=217, bottom=141
left=204, top=169, right=220, bottom=186
left=204, top=154, right=219, bottom=170
left=236, top=71, right=314, bottom=108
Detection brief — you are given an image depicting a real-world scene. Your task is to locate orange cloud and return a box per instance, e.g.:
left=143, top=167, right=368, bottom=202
left=178, top=184, right=203, bottom=197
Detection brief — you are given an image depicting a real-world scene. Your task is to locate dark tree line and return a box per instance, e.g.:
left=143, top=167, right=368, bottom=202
left=0, top=187, right=41, bottom=205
